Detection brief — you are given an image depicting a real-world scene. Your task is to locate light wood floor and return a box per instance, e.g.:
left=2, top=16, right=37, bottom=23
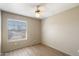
left=4, top=44, right=69, bottom=56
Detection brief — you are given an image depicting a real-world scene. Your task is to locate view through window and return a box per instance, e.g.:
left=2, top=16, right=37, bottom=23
left=8, top=19, right=27, bottom=41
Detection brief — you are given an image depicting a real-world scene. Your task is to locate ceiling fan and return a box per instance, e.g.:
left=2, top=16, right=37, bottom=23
left=35, top=4, right=45, bottom=17
left=35, top=5, right=41, bottom=17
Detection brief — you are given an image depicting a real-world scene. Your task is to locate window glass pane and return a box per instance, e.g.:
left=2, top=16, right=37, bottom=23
left=8, top=19, right=27, bottom=41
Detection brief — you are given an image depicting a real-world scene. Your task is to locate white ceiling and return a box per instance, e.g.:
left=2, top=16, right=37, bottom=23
left=0, top=3, right=79, bottom=19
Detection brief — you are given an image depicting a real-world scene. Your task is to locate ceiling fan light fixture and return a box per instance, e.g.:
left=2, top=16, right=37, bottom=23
left=35, top=12, right=40, bottom=17
left=35, top=5, right=41, bottom=17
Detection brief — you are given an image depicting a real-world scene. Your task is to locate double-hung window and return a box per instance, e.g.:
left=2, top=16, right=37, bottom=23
left=8, top=19, right=27, bottom=41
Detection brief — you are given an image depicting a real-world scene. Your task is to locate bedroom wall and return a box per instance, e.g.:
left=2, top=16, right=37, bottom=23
left=42, top=6, right=79, bottom=56
left=2, top=11, right=41, bottom=52
left=0, top=10, right=1, bottom=55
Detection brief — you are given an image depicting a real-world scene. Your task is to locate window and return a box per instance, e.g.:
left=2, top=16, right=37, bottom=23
left=8, top=19, right=27, bottom=41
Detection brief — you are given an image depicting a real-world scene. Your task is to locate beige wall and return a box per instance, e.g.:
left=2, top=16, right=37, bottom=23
left=0, top=10, right=1, bottom=55
left=42, top=6, right=79, bottom=56
left=2, top=11, right=41, bottom=52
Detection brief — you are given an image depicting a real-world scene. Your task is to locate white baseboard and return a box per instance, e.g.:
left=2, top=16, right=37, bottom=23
left=42, top=41, right=70, bottom=56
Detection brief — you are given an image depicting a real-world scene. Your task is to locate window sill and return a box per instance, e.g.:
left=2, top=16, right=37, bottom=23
left=8, top=38, right=27, bottom=42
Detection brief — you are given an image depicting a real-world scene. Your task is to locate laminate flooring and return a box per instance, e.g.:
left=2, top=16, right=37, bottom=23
left=4, top=44, right=69, bottom=56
